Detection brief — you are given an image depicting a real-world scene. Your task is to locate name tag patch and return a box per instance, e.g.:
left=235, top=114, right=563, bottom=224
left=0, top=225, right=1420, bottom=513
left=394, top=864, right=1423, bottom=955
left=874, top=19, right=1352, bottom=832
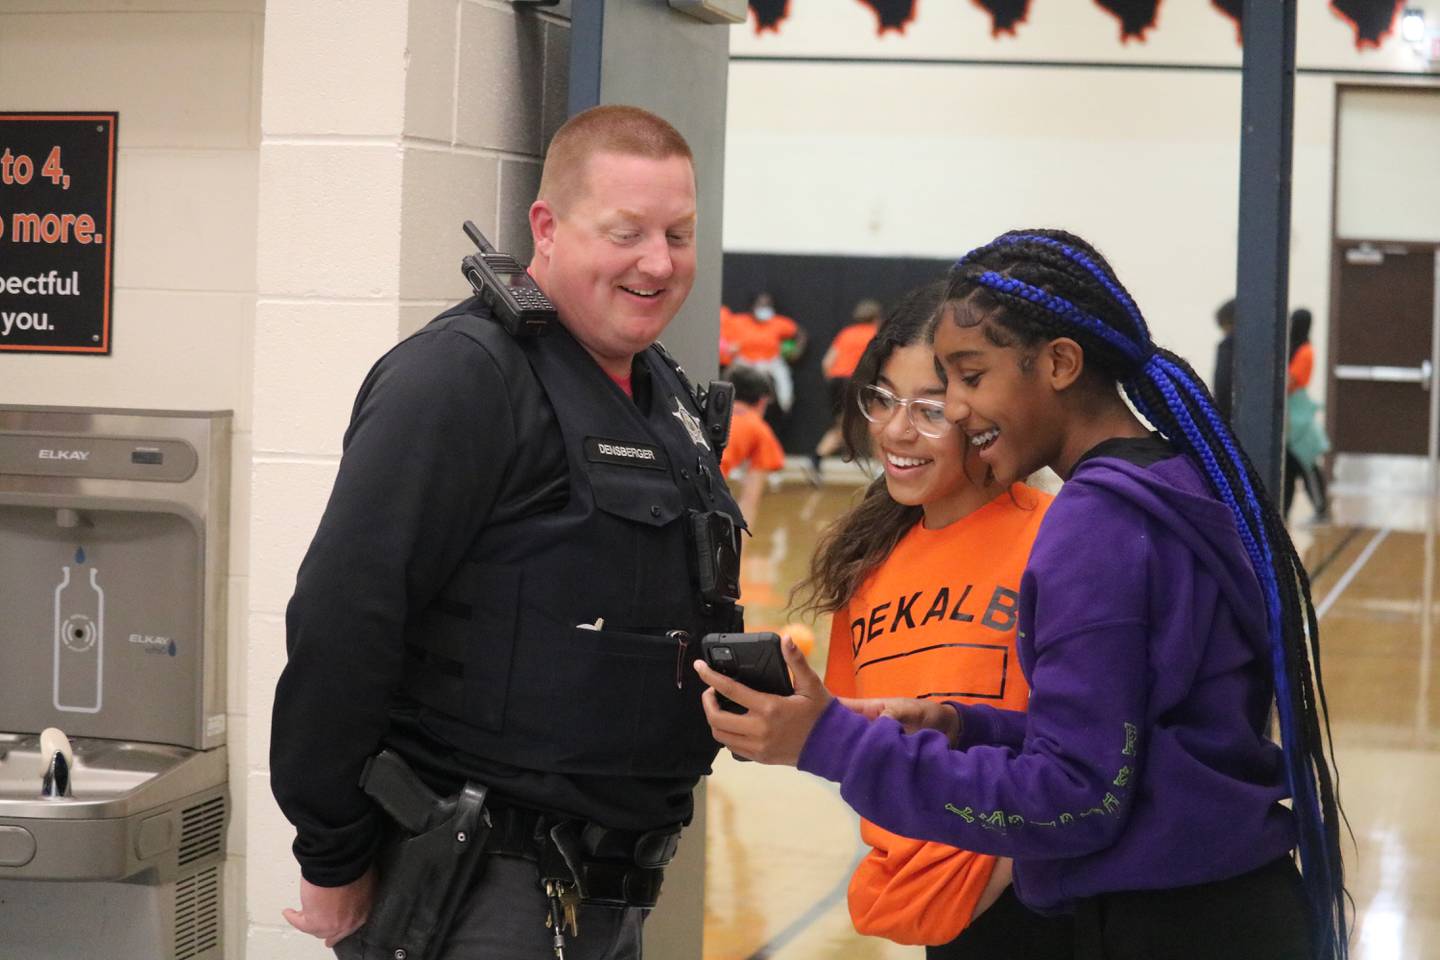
left=584, top=437, right=666, bottom=470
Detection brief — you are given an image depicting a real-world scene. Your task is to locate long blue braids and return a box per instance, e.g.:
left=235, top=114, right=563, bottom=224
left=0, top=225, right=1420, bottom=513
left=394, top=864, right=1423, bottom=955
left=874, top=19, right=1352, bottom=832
left=945, top=229, right=1348, bottom=959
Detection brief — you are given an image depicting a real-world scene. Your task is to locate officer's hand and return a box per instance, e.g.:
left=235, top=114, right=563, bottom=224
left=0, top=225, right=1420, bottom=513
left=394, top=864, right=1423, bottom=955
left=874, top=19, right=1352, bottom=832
left=694, top=636, right=832, bottom=766
left=283, top=867, right=376, bottom=948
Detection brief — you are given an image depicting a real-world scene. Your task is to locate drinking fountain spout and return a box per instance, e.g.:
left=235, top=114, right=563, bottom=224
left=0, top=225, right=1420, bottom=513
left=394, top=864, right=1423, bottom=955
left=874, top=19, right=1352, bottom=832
left=39, top=727, right=74, bottom=799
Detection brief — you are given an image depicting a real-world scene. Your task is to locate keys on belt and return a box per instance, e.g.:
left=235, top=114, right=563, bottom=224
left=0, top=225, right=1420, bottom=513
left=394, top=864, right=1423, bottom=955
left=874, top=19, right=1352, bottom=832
left=539, top=820, right=587, bottom=958
left=544, top=878, right=581, bottom=958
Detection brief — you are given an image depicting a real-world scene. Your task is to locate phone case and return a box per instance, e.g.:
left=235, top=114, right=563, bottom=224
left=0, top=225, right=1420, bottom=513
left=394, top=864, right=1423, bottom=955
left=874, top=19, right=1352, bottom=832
left=701, top=632, right=794, bottom=713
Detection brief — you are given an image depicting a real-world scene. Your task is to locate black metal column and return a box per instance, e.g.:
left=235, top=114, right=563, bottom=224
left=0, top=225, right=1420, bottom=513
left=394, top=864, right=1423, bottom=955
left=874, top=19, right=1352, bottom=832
left=567, top=0, right=603, bottom=114
left=1232, top=0, right=1296, bottom=502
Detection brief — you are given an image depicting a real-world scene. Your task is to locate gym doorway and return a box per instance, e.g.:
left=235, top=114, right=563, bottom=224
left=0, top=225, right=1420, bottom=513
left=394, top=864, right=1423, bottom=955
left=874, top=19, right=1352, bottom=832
left=1329, top=86, right=1440, bottom=496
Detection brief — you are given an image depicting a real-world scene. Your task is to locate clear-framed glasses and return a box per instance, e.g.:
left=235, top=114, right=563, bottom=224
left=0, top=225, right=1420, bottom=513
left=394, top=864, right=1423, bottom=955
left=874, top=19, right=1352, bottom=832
left=856, top=384, right=952, bottom=438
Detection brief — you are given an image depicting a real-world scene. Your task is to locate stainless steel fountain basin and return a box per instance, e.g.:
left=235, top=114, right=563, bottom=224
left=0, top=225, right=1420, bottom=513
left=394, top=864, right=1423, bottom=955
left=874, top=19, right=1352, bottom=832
left=0, top=732, right=227, bottom=880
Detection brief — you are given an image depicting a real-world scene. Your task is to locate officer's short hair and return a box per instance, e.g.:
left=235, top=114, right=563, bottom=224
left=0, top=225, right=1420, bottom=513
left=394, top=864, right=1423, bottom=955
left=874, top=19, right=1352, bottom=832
left=539, top=105, right=693, bottom=214
left=727, top=366, right=773, bottom=406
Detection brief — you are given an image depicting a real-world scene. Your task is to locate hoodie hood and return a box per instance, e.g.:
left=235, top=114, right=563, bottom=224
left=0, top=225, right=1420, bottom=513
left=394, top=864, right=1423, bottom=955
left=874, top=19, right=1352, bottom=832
left=1066, top=453, right=1269, bottom=644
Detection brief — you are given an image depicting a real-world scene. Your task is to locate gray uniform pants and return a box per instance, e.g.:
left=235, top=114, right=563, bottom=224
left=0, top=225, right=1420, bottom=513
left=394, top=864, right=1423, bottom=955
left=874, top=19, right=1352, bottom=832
left=335, top=854, right=646, bottom=960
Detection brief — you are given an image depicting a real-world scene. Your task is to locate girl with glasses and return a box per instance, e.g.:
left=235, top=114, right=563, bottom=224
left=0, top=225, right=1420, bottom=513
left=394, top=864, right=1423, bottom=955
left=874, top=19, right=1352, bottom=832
left=788, top=284, right=1071, bottom=959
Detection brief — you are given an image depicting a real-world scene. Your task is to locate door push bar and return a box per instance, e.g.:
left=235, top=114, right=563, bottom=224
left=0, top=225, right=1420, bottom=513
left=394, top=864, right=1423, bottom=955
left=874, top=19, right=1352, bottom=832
left=1334, top=359, right=1433, bottom=389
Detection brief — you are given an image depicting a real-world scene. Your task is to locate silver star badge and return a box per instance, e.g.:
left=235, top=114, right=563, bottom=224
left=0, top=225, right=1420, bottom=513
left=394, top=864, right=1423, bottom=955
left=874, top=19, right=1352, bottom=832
left=672, top=397, right=710, bottom=450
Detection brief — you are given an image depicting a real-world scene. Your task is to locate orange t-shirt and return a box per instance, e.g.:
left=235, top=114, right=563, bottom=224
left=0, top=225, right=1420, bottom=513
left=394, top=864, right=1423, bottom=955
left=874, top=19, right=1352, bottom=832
left=1288, top=342, right=1314, bottom=393
left=719, top=306, right=741, bottom=367
left=825, top=322, right=878, bottom=379
left=720, top=405, right=785, bottom=478
left=824, top=485, right=1052, bottom=946
left=728, top=312, right=798, bottom=363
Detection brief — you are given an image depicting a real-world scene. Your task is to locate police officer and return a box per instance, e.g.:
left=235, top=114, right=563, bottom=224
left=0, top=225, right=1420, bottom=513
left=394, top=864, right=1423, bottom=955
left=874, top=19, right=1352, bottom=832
left=271, top=105, right=743, bottom=960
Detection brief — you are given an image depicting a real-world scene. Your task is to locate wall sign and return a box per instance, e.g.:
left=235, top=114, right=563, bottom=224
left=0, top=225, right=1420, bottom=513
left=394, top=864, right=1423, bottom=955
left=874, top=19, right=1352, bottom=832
left=0, top=113, right=118, bottom=355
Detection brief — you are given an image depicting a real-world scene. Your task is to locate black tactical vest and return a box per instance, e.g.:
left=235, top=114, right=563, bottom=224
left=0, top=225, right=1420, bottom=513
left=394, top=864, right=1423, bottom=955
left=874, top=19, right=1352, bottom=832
left=402, top=317, right=744, bottom=779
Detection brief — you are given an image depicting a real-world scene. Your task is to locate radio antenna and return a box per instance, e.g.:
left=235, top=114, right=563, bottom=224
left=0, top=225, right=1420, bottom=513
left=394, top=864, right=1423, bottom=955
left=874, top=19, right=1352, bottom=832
left=462, top=220, right=497, bottom=254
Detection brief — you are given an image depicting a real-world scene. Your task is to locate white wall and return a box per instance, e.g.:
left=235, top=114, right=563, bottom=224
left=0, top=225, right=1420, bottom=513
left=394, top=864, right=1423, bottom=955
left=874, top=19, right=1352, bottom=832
left=247, top=2, right=568, bottom=957
left=0, top=2, right=263, bottom=954
left=723, top=1, right=1440, bottom=404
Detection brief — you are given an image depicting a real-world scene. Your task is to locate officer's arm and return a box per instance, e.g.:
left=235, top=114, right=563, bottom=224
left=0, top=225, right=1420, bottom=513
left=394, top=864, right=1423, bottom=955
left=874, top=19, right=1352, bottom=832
left=270, top=329, right=519, bottom=887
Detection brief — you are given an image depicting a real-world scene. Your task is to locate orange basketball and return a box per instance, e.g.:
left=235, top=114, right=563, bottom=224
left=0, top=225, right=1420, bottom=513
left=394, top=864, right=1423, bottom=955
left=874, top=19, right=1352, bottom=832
left=782, top=621, right=815, bottom=658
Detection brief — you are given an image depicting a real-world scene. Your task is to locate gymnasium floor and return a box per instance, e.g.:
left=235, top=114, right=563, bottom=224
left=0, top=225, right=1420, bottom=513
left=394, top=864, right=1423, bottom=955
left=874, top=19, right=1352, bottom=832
left=701, top=467, right=1440, bottom=960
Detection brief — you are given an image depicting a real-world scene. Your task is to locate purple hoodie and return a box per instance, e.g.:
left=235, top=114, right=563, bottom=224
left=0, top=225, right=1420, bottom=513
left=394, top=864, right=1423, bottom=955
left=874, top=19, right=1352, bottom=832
left=798, top=439, right=1297, bottom=913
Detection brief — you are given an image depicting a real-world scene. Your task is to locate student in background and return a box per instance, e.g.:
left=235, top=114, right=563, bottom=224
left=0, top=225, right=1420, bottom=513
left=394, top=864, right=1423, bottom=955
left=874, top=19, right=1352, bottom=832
left=719, top=303, right=741, bottom=371
left=729, top=292, right=806, bottom=413
left=1284, top=308, right=1331, bottom=522
left=792, top=284, right=1068, bottom=959
left=1213, top=298, right=1236, bottom=422
left=812, top=298, right=883, bottom=480
left=720, top=365, right=787, bottom=526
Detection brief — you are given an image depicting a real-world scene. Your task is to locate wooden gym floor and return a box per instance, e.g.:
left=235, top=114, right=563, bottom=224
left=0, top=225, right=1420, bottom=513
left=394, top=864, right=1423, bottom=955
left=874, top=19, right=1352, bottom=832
left=701, top=477, right=1440, bottom=960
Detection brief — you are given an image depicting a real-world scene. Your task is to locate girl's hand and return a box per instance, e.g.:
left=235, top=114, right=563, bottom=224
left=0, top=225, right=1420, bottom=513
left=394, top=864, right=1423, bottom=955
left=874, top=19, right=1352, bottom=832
left=837, top=696, right=962, bottom=747
left=695, top=636, right=833, bottom=766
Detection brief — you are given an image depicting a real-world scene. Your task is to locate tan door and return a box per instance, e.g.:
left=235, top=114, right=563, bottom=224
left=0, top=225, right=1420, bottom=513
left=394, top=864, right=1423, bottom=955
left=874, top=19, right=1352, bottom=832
left=1329, top=243, right=1439, bottom=456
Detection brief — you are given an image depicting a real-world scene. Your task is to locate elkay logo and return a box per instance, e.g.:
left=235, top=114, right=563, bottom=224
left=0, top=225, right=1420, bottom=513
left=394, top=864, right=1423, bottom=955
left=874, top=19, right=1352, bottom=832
left=129, top=634, right=178, bottom=657
left=39, top=449, right=90, bottom=462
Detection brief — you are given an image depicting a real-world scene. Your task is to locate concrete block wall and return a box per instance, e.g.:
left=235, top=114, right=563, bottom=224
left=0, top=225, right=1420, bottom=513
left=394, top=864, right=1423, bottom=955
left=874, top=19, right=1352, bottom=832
left=396, top=0, right=570, bottom=336
left=0, top=3, right=265, bottom=955
left=247, top=2, right=569, bottom=956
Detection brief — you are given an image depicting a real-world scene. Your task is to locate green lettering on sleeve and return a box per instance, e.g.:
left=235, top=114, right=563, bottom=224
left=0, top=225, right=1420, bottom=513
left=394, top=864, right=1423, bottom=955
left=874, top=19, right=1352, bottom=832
left=945, top=803, right=976, bottom=823
left=1122, top=722, right=1138, bottom=757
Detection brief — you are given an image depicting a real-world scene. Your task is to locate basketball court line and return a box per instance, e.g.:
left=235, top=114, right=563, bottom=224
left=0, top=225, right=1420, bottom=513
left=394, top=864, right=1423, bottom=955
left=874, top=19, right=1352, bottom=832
left=742, top=845, right=868, bottom=960
left=1315, top=526, right=1393, bottom=621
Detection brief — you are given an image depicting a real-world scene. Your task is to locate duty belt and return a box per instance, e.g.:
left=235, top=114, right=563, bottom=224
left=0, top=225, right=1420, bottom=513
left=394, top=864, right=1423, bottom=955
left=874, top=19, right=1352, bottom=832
left=360, top=750, right=679, bottom=909
left=484, top=806, right=675, bottom=908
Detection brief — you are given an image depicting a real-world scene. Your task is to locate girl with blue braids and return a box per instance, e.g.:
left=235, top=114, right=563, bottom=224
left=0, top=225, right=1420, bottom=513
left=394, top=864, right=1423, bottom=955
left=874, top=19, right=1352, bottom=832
left=696, top=228, right=1347, bottom=960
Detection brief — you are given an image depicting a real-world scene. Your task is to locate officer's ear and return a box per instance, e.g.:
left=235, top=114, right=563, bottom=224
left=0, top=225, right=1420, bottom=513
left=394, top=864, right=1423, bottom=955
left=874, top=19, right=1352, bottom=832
left=530, top=200, right=558, bottom=261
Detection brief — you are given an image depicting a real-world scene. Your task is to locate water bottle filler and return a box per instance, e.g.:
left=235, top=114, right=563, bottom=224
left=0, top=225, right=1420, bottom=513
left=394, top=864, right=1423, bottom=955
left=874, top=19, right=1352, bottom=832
left=0, top=406, right=231, bottom=960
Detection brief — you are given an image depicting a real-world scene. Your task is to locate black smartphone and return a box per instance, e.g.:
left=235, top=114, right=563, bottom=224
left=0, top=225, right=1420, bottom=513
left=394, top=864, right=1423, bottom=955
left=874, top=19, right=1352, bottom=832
left=701, top=632, right=794, bottom=714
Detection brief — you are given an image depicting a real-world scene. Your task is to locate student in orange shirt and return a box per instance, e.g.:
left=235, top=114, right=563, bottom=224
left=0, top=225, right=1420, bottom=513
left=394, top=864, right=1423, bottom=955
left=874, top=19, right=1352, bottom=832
left=1284, top=308, right=1330, bottom=522
left=729, top=292, right=806, bottom=412
left=791, top=284, right=1072, bottom=959
left=720, top=365, right=787, bottom=526
left=813, top=298, right=883, bottom=478
left=719, top=304, right=741, bottom=371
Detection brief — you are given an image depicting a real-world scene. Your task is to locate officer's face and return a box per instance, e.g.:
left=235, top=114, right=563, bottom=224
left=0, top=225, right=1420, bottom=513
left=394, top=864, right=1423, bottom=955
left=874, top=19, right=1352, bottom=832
left=532, top=152, right=697, bottom=374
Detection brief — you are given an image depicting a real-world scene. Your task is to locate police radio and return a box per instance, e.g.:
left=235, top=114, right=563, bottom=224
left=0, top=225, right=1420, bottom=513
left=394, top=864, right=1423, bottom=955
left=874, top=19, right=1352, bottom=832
left=461, top=220, right=555, bottom=337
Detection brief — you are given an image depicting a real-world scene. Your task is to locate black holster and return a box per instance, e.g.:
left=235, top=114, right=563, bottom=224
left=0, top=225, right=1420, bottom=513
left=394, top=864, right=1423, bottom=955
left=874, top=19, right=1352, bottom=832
left=534, top=818, right=677, bottom=909
left=356, top=750, right=493, bottom=960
